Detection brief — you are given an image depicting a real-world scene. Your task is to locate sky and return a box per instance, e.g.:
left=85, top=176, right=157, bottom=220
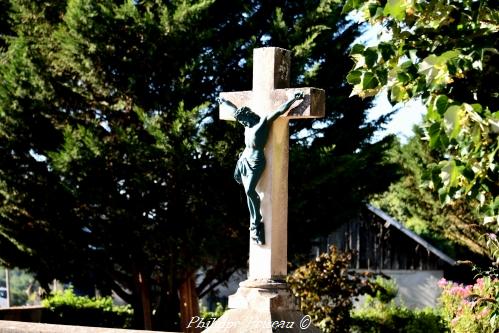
left=368, top=91, right=426, bottom=143
left=354, top=19, right=427, bottom=143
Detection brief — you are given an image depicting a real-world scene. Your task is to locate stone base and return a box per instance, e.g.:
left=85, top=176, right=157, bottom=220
left=202, top=280, right=319, bottom=333
left=0, top=320, right=175, bottom=333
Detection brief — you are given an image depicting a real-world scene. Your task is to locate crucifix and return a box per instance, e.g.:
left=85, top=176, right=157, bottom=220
left=218, top=47, right=325, bottom=281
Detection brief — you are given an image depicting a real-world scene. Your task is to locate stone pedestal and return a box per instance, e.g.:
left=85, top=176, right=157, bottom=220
left=202, top=280, right=319, bottom=332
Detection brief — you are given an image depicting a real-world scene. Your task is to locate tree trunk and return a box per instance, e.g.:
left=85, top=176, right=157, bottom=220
left=136, top=271, right=152, bottom=330
left=179, top=274, right=201, bottom=333
left=152, top=286, right=181, bottom=331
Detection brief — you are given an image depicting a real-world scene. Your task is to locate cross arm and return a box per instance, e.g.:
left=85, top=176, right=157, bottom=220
left=266, top=91, right=304, bottom=122
left=270, top=87, right=325, bottom=119
left=218, top=87, right=325, bottom=121
left=218, top=91, right=252, bottom=121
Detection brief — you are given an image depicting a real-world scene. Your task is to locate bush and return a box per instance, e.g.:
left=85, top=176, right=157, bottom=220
left=351, top=301, right=448, bottom=333
left=288, top=246, right=449, bottom=332
left=370, top=276, right=398, bottom=304
left=439, top=276, right=499, bottom=333
left=287, top=246, right=384, bottom=333
left=200, top=302, right=226, bottom=320
left=351, top=276, right=448, bottom=333
left=41, top=289, right=133, bottom=328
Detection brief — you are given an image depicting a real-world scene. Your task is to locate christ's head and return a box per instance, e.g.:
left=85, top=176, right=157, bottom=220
left=235, top=106, right=260, bottom=127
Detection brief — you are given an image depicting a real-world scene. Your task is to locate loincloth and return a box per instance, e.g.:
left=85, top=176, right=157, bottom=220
left=234, top=151, right=265, bottom=185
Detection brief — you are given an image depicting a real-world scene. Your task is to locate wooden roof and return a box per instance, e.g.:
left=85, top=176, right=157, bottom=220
left=366, top=204, right=456, bottom=266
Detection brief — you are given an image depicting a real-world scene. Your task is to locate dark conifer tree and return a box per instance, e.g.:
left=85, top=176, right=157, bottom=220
left=0, top=0, right=398, bottom=329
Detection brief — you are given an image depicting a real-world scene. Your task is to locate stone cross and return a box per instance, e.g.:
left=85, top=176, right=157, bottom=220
left=219, top=47, right=324, bottom=281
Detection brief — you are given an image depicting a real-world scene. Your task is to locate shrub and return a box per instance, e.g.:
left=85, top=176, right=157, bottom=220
left=351, top=301, right=448, bottom=333
left=200, top=302, right=226, bottom=320
left=352, top=276, right=448, bottom=333
left=370, top=276, right=398, bottom=304
left=41, top=289, right=133, bottom=328
left=439, top=276, right=499, bottom=333
left=287, top=246, right=384, bottom=333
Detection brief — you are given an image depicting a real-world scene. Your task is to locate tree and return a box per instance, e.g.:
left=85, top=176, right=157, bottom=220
left=0, top=0, right=398, bottom=329
left=0, top=1, right=243, bottom=329
left=0, top=1, right=12, bottom=49
left=341, top=0, right=498, bottom=225
left=371, top=128, right=492, bottom=263
left=0, top=267, right=39, bottom=306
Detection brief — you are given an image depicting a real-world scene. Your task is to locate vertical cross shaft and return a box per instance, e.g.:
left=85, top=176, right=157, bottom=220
left=250, top=48, right=291, bottom=280
left=219, top=47, right=325, bottom=282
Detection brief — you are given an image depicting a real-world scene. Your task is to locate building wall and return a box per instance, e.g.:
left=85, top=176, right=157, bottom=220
left=356, top=269, right=444, bottom=309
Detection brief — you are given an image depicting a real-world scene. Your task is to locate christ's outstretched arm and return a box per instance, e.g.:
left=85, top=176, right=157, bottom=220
left=217, top=97, right=238, bottom=116
left=266, top=91, right=304, bottom=122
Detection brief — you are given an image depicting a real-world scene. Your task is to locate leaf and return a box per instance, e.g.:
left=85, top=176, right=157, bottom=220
left=400, top=60, right=413, bottom=70
left=346, top=70, right=362, bottom=85
left=341, top=0, right=355, bottom=15
left=390, top=84, right=408, bottom=102
left=364, top=47, right=378, bottom=67
left=367, top=3, right=380, bottom=17
left=383, top=0, right=407, bottom=21
left=413, top=77, right=426, bottom=94
left=376, top=68, right=388, bottom=85
left=443, top=105, right=463, bottom=139
left=440, top=50, right=461, bottom=62
left=396, top=72, right=410, bottom=84
left=490, top=118, right=499, bottom=133
left=440, top=159, right=463, bottom=188
left=426, top=102, right=440, bottom=122
left=378, top=43, right=395, bottom=61
left=362, top=72, right=379, bottom=90
left=350, top=44, right=365, bottom=55
left=434, top=95, right=449, bottom=115
left=418, top=50, right=460, bottom=84
left=418, top=55, right=438, bottom=80
left=427, top=122, right=442, bottom=149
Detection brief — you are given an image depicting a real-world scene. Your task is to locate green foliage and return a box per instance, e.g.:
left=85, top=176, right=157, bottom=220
left=0, top=0, right=400, bottom=329
left=200, top=302, right=226, bottom=321
left=342, top=0, right=499, bottom=225
left=439, top=276, right=499, bottom=333
left=370, top=276, right=398, bottom=304
left=351, top=302, right=448, bottom=333
left=42, top=289, right=133, bottom=328
left=287, top=247, right=385, bottom=333
left=0, top=0, right=241, bottom=328
left=0, top=267, right=39, bottom=306
left=351, top=276, right=447, bottom=333
left=370, top=132, right=491, bottom=260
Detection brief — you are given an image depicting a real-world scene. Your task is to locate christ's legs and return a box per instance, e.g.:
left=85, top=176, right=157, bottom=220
left=244, top=167, right=265, bottom=244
